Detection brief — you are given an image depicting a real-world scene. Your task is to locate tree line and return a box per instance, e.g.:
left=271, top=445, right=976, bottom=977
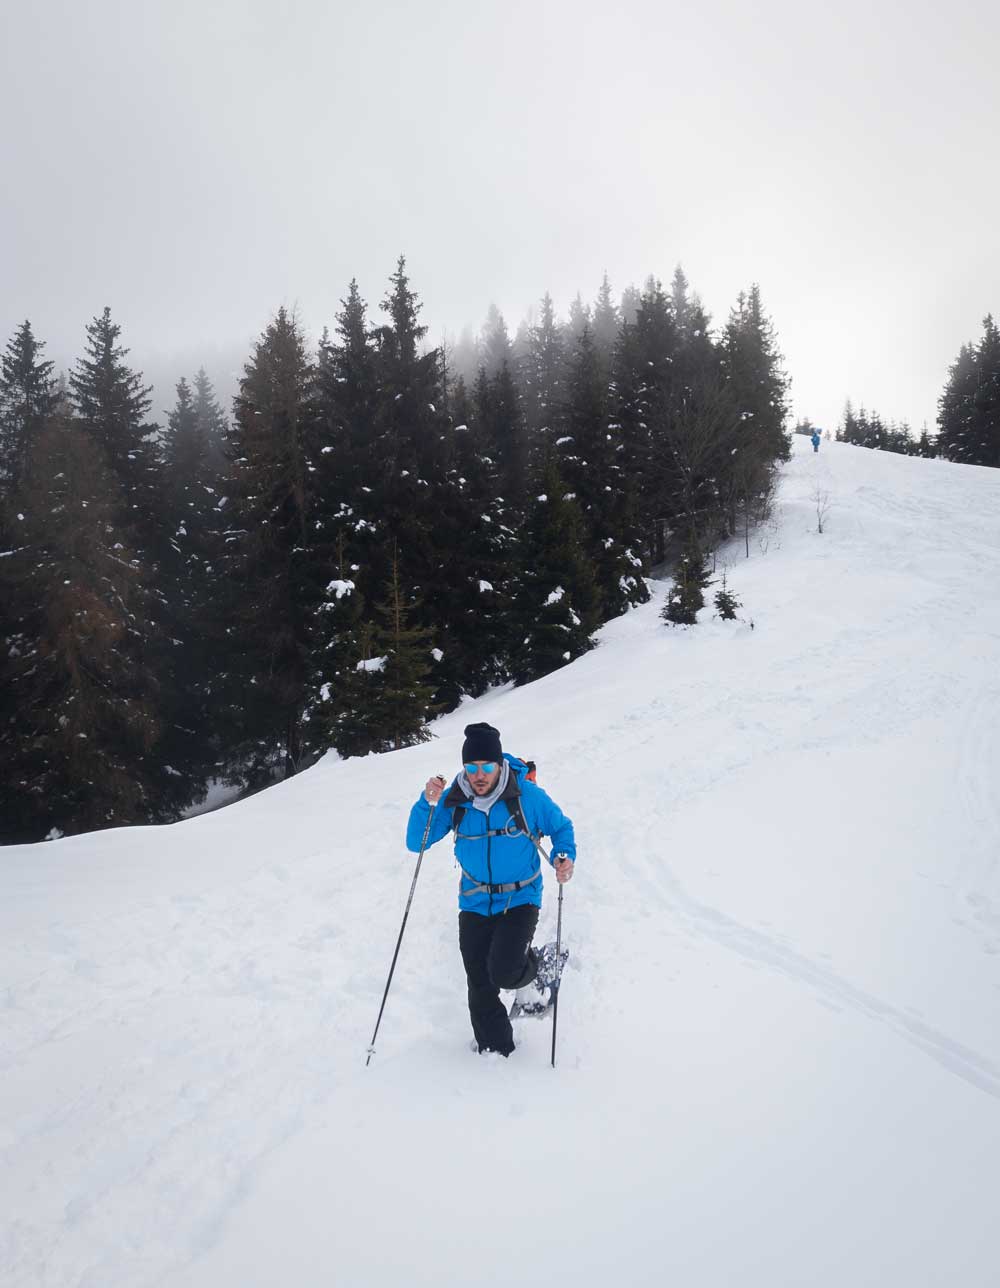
left=833, top=314, right=1000, bottom=464
left=836, top=406, right=938, bottom=458
left=0, top=260, right=788, bottom=843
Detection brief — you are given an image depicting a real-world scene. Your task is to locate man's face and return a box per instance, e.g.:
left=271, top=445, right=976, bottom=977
left=464, top=760, right=501, bottom=795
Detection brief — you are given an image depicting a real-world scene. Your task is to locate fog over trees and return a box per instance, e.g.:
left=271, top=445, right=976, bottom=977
left=4, top=260, right=993, bottom=842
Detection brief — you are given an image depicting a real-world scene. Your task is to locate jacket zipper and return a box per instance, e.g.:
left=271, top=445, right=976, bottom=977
left=485, top=804, right=494, bottom=916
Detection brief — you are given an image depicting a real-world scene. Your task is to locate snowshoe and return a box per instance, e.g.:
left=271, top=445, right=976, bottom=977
left=509, top=942, right=568, bottom=1019
left=534, top=941, right=569, bottom=989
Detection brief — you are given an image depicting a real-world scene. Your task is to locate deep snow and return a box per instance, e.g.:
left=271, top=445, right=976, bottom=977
left=2, top=439, right=999, bottom=1287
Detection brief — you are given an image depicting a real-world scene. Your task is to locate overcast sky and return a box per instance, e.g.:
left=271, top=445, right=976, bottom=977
left=3, top=0, right=998, bottom=434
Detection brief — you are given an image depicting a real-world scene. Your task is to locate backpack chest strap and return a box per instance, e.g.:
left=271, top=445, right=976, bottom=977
left=454, top=820, right=525, bottom=840
left=450, top=793, right=536, bottom=841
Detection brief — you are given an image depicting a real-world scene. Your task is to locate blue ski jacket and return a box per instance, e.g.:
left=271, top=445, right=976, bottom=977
left=406, top=754, right=576, bottom=917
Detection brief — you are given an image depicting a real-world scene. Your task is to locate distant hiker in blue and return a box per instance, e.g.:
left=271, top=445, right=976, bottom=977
left=811, top=431, right=821, bottom=452
left=408, top=722, right=575, bottom=1057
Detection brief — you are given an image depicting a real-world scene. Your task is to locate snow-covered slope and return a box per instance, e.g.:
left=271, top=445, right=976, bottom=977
left=3, top=440, right=999, bottom=1288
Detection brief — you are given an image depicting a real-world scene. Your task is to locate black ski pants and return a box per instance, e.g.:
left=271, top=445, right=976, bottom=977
left=458, top=903, right=539, bottom=1056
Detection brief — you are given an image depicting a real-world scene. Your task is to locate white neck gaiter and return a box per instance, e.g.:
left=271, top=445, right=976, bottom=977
left=460, top=759, right=510, bottom=813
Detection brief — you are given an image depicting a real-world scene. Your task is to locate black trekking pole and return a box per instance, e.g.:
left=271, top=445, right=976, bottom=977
left=550, top=878, right=565, bottom=1068
left=366, top=785, right=442, bottom=1067
left=524, top=830, right=568, bottom=1069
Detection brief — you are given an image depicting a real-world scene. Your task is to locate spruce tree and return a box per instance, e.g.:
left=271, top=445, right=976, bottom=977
left=837, top=400, right=859, bottom=444
left=722, top=285, right=790, bottom=465
left=668, top=369, right=741, bottom=542
left=610, top=316, right=651, bottom=525
left=367, top=257, right=448, bottom=600
left=358, top=258, right=466, bottom=718
left=656, top=273, right=737, bottom=550
left=327, top=554, right=436, bottom=755
left=937, top=345, right=976, bottom=461
left=714, top=573, right=741, bottom=621
left=192, top=367, right=228, bottom=474
left=719, top=285, right=789, bottom=545
left=510, top=457, right=600, bottom=685
left=475, top=359, right=529, bottom=515
left=155, top=375, right=222, bottom=808
left=307, top=279, right=389, bottom=756
left=304, top=536, right=367, bottom=760
left=314, top=279, right=377, bottom=502
left=628, top=277, right=680, bottom=563
left=322, top=618, right=381, bottom=758
left=0, top=414, right=161, bottom=841
left=670, top=266, right=694, bottom=340
left=522, top=292, right=567, bottom=457
left=479, top=304, right=513, bottom=378
left=562, top=327, right=648, bottom=620
left=0, top=320, right=55, bottom=491
left=68, top=309, right=185, bottom=815
left=917, top=426, right=938, bottom=458
left=310, top=281, right=378, bottom=622
left=162, top=378, right=205, bottom=509
left=217, top=307, right=315, bottom=786
left=620, top=284, right=641, bottom=327
left=69, top=307, right=160, bottom=520
left=449, top=325, right=480, bottom=387
left=430, top=374, right=514, bottom=704
left=371, top=556, right=438, bottom=750
left=511, top=316, right=532, bottom=380
left=662, top=537, right=711, bottom=626
left=566, top=293, right=591, bottom=345
left=591, top=273, right=620, bottom=371
left=0, top=511, right=17, bottom=787
left=938, top=316, right=1000, bottom=467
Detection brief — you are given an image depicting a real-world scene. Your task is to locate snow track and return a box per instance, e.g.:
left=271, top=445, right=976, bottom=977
left=651, top=858, right=1000, bottom=1100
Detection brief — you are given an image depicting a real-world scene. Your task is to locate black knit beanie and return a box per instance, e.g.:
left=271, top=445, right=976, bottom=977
left=462, top=722, right=502, bottom=763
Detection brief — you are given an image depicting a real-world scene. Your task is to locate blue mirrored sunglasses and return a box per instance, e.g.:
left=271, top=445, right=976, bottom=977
left=464, top=762, right=498, bottom=776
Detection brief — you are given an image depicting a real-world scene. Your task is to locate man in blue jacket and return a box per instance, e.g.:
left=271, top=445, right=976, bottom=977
left=407, top=722, right=575, bottom=1057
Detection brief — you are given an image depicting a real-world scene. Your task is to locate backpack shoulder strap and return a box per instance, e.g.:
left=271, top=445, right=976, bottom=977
left=442, top=780, right=468, bottom=833
left=511, top=794, right=534, bottom=838
left=500, top=771, right=540, bottom=840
